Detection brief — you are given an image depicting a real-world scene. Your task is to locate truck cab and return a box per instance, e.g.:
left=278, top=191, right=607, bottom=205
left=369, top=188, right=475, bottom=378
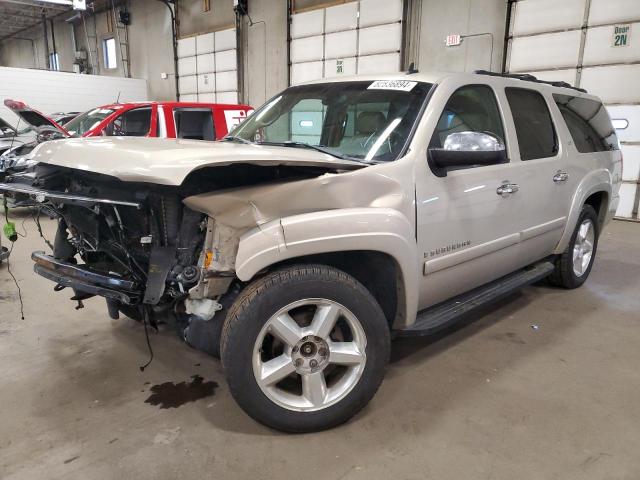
left=63, top=101, right=254, bottom=139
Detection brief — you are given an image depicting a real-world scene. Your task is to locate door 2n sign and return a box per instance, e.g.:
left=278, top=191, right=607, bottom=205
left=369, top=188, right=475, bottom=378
left=612, top=25, right=631, bottom=47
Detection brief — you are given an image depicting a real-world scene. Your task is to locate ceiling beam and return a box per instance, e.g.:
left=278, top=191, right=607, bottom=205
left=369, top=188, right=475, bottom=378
left=0, top=0, right=71, bottom=11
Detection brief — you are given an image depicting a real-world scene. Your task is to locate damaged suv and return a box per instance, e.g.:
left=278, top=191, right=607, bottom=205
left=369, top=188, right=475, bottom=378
left=0, top=72, right=621, bottom=432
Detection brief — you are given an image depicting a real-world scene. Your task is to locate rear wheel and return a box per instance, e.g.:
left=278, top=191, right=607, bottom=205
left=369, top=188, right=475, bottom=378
left=220, top=265, right=390, bottom=432
left=549, top=205, right=599, bottom=289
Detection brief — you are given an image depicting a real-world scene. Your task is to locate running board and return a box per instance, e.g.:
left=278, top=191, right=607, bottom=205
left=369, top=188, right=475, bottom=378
left=395, top=261, right=555, bottom=337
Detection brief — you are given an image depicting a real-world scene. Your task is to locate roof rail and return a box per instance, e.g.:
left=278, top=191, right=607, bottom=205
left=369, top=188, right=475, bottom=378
left=474, top=70, right=587, bottom=93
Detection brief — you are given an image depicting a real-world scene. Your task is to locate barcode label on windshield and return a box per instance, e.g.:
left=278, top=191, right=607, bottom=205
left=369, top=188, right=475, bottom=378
left=368, top=80, right=417, bottom=92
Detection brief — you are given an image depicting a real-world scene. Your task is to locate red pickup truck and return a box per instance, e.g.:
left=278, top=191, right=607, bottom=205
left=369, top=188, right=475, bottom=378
left=3, top=100, right=254, bottom=141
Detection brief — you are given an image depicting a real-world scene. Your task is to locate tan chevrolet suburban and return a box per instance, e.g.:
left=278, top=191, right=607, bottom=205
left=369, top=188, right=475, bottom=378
left=0, top=71, right=622, bottom=432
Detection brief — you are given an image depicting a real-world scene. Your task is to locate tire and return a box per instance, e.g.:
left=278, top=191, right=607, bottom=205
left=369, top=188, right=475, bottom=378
left=548, top=204, right=599, bottom=289
left=220, top=264, right=390, bottom=433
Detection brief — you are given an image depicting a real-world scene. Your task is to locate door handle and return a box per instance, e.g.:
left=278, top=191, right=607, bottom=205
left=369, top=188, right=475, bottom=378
left=496, top=183, right=519, bottom=196
left=553, top=171, right=569, bottom=183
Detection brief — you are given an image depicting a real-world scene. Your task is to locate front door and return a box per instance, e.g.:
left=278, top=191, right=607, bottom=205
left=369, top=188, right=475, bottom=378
left=415, top=83, right=526, bottom=309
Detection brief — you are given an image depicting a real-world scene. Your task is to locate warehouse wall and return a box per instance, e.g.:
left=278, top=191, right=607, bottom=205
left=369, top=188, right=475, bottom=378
left=178, top=0, right=236, bottom=37
left=416, top=0, right=508, bottom=72
left=1, top=0, right=511, bottom=108
left=0, top=37, right=43, bottom=69
left=127, top=0, right=175, bottom=100
left=0, top=19, right=76, bottom=72
left=242, top=0, right=289, bottom=107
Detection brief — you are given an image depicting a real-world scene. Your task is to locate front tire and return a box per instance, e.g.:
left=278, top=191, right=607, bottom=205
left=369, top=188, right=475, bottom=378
left=220, top=265, right=390, bottom=432
left=549, top=204, right=599, bottom=289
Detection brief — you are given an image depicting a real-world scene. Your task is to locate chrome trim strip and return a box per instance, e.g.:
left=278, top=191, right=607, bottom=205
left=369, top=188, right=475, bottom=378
left=0, top=183, right=142, bottom=208
left=424, top=233, right=520, bottom=275
left=520, top=217, right=566, bottom=241
left=424, top=217, right=567, bottom=275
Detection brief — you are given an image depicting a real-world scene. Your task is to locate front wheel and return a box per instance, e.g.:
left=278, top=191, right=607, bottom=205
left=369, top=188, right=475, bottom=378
left=549, top=204, right=599, bottom=289
left=220, top=265, right=390, bottom=432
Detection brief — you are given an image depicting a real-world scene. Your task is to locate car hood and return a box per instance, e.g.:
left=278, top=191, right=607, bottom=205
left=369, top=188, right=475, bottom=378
left=0, top=132, right=33, bottom=153
left=3, top=99, right=70, bottom=137
left=28, top=137, right=366, bottom=185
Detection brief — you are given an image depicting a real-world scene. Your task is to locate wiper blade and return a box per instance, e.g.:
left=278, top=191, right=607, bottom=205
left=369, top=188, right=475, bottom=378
left=222, top=135, right=253, bottom=145
left=260, top=141, right=351, bottom=160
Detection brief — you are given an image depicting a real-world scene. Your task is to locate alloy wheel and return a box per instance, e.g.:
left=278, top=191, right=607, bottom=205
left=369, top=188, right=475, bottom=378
left=252, top=298, right=367, bottom=412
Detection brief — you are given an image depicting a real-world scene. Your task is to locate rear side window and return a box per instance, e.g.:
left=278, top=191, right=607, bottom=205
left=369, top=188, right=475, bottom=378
left=174, top=108, right=215, bottom=140
left=505, top=88, right=557, bottom=160
left=106, top=107, right=152, bottom=136
left=553, top=94, right=618, bottom=152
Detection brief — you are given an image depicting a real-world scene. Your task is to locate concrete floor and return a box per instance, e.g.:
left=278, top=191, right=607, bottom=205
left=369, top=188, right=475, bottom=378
left=1, top=211, right=639, bottom=480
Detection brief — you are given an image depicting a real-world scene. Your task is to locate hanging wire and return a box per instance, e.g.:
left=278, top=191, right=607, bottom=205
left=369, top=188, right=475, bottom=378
left=32, top=208, right=54, bottom=251
left=5, top=242, right=24, bottom=320
left=139, top=306, right=154, bottom=371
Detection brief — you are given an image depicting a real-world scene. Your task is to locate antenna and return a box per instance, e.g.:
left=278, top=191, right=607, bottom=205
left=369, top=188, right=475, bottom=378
left=116, top=91, right=121, bottom=103
left=407, top=62, right=418, bottom=74
left=8, top=117, right=21, bottom=152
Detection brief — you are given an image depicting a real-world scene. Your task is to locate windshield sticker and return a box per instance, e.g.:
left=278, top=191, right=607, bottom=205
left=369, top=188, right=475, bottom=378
left=368, top=80, right=417, bottom=92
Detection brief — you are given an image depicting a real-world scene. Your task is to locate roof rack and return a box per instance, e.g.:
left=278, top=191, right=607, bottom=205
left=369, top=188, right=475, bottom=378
left=474, top=70, right=587, bottom=93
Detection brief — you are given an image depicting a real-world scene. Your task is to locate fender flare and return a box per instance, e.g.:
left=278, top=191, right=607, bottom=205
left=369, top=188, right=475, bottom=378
left=235, top=208, right=420, bottom=328
left=554, top=169, right=612, bottom=254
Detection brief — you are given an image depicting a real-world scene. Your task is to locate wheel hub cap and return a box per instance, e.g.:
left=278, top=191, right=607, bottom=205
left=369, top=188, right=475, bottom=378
left=292, top=336, right=329, bottom=374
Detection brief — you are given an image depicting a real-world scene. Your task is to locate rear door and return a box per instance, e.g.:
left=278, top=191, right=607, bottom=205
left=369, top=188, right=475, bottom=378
left=501, top=87, right=569, bottom=264
left=171, top=106, right=217, bottom=140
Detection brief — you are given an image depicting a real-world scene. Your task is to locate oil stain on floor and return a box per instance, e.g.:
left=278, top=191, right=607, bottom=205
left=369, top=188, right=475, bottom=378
left=144, top=375, right=218, bottom=409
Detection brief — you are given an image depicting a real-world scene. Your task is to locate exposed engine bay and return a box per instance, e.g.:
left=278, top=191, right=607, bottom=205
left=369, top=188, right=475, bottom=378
left=1, top=160, right=343, bottom=336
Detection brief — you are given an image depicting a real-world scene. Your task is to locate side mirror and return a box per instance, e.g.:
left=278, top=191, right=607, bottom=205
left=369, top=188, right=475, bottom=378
left=428, top=131, right=507, bottom=177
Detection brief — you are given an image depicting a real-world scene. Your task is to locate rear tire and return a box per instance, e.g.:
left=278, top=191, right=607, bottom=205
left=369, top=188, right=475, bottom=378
left=548, top=204, right=599, bottom=289
left=220, top=264, right=390, bottom=432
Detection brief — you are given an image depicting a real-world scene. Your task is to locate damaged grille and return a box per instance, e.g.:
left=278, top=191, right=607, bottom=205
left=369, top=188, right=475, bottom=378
left=20, top=165, right=208, bottom=308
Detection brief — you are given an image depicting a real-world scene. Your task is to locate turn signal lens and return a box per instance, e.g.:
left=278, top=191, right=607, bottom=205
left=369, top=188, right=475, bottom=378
left=204, top=251, right=213, bottom=269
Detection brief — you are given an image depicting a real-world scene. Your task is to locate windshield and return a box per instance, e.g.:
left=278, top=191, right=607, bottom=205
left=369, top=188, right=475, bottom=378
left=0, top=117, right=17, bottom=138
left=65, top=107, right=117, bottom=137
left=230, top=80, right=432, bottom=162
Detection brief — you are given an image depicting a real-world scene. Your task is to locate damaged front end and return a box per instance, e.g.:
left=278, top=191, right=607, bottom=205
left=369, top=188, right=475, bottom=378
left=1, top=163, right=240, bottom=334
left=0, top=152, right=361, bottom=350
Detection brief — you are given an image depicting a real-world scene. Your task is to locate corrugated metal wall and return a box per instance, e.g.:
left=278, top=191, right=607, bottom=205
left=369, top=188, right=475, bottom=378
left=289, top=0, right=403, bottom=85
left=177, top=28, right=238, bottom=104
left=0, top=66, right=148, bottom=123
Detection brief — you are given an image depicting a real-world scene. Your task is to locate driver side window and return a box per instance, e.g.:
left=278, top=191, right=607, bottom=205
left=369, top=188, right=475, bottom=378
left=430, top=85, right=505, bottom=149
left=105, top=107, right=152, bottom=137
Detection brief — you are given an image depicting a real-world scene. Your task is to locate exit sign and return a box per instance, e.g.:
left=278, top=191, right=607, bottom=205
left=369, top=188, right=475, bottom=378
left=612, top=24, right=631, bottom=47
left=445, top=34, right=462, bottom=47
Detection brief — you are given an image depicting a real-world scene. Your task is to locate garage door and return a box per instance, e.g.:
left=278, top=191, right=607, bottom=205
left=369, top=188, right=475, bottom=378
left=506, top=0, right=640, bottom=220
left=289, top=0, right=403, bottom=85
left=177, top=28, right=238, bottom=104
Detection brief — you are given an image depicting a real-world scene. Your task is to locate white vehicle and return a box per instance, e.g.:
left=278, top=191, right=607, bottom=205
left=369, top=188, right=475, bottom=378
left=0, top=116, right=34, bottom=157
left=0, top=71, right=622, bottom=432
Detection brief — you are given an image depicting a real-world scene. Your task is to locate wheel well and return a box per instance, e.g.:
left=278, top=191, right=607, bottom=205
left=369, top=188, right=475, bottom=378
left=263, top=251, right=404, bottom=330
left=584, top=191, right=608, bottom=230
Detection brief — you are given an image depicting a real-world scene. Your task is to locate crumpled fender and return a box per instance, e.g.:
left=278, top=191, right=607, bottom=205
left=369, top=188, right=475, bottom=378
left=554, top=168, right=614, bottom=254
left=235, top=208, right=420, bottom=328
